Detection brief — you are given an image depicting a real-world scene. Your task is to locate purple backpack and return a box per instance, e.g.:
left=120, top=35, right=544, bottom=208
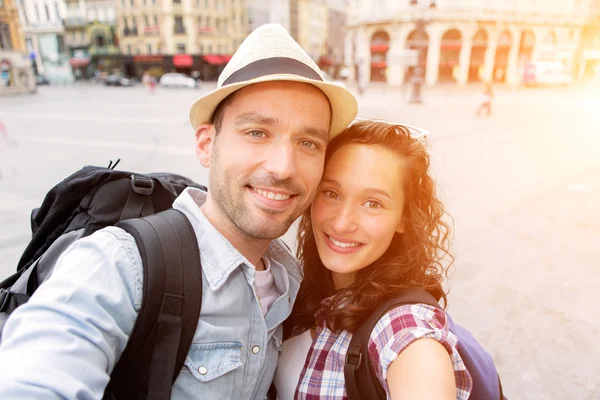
left=344, top=287, right=505, bottom=400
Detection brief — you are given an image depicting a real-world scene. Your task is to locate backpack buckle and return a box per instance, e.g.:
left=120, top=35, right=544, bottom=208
left=130, top=175, right=154, bottom=195
left=345, top=345, right=363, bottom=369
left=0, top=289, right=10, bottom=312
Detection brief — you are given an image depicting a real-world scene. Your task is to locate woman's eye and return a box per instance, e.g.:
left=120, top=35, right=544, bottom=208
left=365, top=201, right=382, bottom=209
left=249, top=130, right=265, bottom=138
left=323, top=190, right=339, bottom=200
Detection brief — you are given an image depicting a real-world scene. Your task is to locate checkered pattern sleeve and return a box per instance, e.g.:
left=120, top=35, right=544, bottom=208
left=367, top=304, right=473, bottom=400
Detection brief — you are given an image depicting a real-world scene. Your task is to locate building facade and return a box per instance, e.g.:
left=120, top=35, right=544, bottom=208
left=1, top=0, right=26, bottom=52
left=62, top=0, right=118, bottom=79
left=115, top=0, right=246, bottom=78
left=247, top=0, right=289, bottom=33
left=345, top=0, right=589, bottom=86
left=291, top=0, right=328, bottom=61
left=16, top=0, right=74, bottom=82
left=325, top=0, right=347, bottom=76
left=1, top=0, right=36, bottom=94
left=577, top=0, right=600, bottom=80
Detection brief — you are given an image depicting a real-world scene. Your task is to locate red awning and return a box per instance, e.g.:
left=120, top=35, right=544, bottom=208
left=69, top=58, right=90, bottom=67
left=203, top=55, right=225, bottom=65
left=134, top=55, right=163, bottom=63
left=371, top=61, right=387, bottom=68
left=221, top=55, right=233, bottom=63
left=173, top=54, right=193, bottom=67
left=441, top=44, right=462, bottom=50
left=370, top=44, right=389, bottom=53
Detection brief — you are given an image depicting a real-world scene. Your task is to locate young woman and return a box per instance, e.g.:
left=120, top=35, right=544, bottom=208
left=275, top=120, right=473, bottom=399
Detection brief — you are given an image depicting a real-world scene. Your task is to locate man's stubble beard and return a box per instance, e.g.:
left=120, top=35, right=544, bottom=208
left=208, top=145, right=304, bottom=241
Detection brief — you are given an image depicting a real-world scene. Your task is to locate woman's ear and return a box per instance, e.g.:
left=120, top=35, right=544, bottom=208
left=195, top=124, right=215, bottom=168
left=396, top=218, right=405, bottom=234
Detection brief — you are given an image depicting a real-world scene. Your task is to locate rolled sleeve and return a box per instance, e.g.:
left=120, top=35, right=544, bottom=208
left=0, top=227, right=143, bottom=400
left=368, top=304, right=473, bottom=400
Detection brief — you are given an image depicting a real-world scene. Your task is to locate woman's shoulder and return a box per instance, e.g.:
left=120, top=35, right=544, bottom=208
left=367, top=303, right=456, bottom=368
left=370, top=303, right=450, bottom=343
left=366, top=304, right=472, bottom=398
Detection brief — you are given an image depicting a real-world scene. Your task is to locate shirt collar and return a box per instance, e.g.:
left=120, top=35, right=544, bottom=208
left=172, top=187, right=302, bottom=291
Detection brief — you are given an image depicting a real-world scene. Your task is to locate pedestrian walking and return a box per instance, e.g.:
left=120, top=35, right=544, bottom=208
left=476, top=82, right=493, bottom=116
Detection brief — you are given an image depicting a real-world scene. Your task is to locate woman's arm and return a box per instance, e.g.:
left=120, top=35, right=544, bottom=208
left=387, top=338, right=456, bottom=400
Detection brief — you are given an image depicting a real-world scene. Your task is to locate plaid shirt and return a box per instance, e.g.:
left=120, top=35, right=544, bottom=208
left=293, top=304, right=473, bottom=399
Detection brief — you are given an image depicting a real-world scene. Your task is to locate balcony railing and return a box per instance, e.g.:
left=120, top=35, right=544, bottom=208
left=123, top=27, right=139, bottom=36
left=62, top=17, right=87, bottom=28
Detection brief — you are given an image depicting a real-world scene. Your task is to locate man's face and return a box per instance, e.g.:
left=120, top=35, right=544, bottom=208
left=205, top=81, right=332, bottom=240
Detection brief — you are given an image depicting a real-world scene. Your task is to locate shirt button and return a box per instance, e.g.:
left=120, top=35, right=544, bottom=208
left=252, top=345, right=261, bottom=354
left=198, top=366, right=208, bottom=375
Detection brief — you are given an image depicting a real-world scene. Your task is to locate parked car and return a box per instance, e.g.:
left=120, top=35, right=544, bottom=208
left=104, top=74, right=134, bottom=87
left=159, top=73, right=199, bottom=88
left=36, top=75, right=50, bottom=85
left=523, top=61, right=574, bottom=87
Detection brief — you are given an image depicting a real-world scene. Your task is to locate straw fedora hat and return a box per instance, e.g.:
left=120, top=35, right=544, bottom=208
left=189, top=24, right=358, bottom=138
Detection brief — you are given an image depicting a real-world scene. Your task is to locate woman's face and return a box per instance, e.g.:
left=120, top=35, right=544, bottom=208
left=311, top=143, right=407, bottom=289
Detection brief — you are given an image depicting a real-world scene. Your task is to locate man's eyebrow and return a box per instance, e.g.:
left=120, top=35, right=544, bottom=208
left=234, top=112, right=278, bottom=126
left=321, top=178, right=392, bottom=199
left=301, top=126, right=329, bottom=144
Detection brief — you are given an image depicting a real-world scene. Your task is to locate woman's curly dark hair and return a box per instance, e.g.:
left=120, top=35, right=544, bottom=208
left=285, top=120, right=454, bottom=337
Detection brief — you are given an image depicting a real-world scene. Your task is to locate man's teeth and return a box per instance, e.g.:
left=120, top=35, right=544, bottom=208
left=328, top=235, right=361, bottom=248
left=253, top=188, right=291, bottom=201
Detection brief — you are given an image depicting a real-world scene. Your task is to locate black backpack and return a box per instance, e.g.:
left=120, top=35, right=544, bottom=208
left=0, top=164, right=207, bottom=400
left=344, top=287, right=506, bottom=400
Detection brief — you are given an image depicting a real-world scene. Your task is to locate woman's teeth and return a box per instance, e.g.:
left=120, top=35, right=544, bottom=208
left=328, top=235, right=361, bottom=248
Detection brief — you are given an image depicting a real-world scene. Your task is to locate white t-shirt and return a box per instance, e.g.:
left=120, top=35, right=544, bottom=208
left=274, top=330, right=313, bottom=400
left=255, top=257, right=280, bottom=316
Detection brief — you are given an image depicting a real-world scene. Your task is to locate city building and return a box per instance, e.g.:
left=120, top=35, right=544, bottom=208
left=62, top=0, right=118, bottom=79
left=1, top=0, right=36, bottom=94
left=247, top=0, right=289, bottom=32
left=1, top=0, right=26, bottom=52
left=116, top=0, right=247, bottom=79
left=290, top=0, right=328, bottom=61
left=345, top=0, right=589, bottom=86
left=323, top=0, right=347, bottom=76
left=16, top=0, right=74, bottom=82
left=577, top=0, right=600, bottom=80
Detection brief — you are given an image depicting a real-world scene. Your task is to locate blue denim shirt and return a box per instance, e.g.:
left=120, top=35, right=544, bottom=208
left=0, top=187, right=301, bottom=400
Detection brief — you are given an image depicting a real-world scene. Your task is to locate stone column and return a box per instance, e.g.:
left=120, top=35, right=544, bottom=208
left=387, top=26, right=405, bottom=88
left=458, top=37, right=473, bottom=85
left=505, top=36, right=521, bottom=86
left=33, top=34, right=45, bottom=75
left=482, top=39, right=497, bottom=83
left=425, top=31, right=441, bottom=86
left=344, top=29, right=356, bottom=82
left=355, top=26, right=370, bottom=84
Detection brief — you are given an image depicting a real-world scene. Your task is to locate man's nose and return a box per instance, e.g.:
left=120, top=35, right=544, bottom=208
left=263, top=141, right=297, bottom=180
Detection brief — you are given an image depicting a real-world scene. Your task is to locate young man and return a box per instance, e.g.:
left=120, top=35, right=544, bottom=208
left=0, top=24, right=357, bottom=399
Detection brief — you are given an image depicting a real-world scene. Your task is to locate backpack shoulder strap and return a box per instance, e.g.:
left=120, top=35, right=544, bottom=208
left=345, top=287, right=440, bottom=400
left=105, top=209, right=203, bottom=400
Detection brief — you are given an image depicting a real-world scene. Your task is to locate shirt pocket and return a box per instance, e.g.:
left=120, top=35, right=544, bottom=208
left=184, top=341, right=243, bottom=383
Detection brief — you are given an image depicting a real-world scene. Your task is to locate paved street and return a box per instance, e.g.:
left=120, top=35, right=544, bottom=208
left=1, top=81, right=599, bottom=399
